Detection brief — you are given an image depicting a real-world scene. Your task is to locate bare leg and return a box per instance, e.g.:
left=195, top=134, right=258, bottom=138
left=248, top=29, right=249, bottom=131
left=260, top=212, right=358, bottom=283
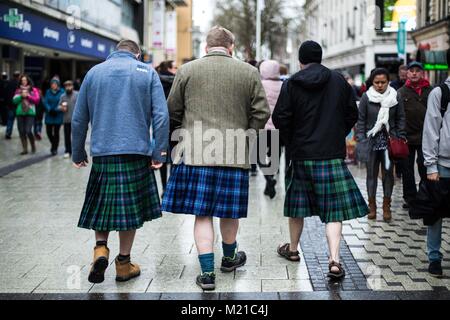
left=220, top=218, right=239, bottom=245
left=118, top=230, right=136, bottom=256
left=326, top=222, right=343, bottom=272
left=194, top=216, right=215, bottom=255
left=289, top=218, right=304, bottom=252
left=95, top=231, right=109, bottom=243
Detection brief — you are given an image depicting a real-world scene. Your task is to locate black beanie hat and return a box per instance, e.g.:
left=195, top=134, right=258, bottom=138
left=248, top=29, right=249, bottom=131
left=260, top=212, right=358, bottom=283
left=298, top=40, right=323, bottom=65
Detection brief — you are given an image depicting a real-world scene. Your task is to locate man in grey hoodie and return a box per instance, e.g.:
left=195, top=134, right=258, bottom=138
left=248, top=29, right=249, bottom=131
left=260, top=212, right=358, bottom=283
left=422, top=49, right=450, bottom=277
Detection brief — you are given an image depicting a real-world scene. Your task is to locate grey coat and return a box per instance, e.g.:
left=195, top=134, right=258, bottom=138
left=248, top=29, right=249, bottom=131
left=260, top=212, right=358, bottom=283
left=356, top=92, right=406, bottom=143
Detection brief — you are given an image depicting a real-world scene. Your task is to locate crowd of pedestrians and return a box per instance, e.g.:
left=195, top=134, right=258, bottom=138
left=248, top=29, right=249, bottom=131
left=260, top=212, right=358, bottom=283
left=0, top=73, right=79, bottom=157
left=1, top=25, right=449, bottom=290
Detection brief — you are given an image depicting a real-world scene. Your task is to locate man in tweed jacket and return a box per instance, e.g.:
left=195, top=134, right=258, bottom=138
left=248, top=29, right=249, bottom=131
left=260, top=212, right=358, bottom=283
left=162, top=26, right=270, bottom=290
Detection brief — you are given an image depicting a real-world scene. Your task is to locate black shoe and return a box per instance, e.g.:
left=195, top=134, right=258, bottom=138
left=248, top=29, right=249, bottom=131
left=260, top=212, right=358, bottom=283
left=264, top=180, right=277, bottom=199
left=429, top=261, right=443, bottom=278
left=5, top=135, right=11, bottom=140
left=196, top=272, right=216, bottom=291
left=221, top=251, right=247, bottom=272
left=51, top=150, right=57, bottom=156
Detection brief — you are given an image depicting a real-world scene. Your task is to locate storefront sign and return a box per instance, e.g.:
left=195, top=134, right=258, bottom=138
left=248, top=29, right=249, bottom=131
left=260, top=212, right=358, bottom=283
left=0, top=3, right=117, bottom=60
left=152, top=0, right=165, bottom=49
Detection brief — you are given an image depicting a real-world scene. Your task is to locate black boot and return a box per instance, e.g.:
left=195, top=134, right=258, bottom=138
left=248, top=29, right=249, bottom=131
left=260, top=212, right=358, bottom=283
left=264, top=176, right=277, bottom=199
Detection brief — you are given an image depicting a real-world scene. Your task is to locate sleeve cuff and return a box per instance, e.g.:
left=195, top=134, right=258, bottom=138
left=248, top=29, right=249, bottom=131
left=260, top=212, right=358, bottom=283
left=426, top=165, right=439, bottom=175
left=152, top=150, right=168, bottom=163
left=72, top=151, right=88, bottom=163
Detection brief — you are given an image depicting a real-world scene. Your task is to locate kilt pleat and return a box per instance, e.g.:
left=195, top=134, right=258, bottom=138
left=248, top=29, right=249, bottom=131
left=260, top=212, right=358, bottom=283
left=78, top=155, right=161, bottom=231
left=285, top=159, right=368, bottom=223
left=161, top=164, right=249, bottom=219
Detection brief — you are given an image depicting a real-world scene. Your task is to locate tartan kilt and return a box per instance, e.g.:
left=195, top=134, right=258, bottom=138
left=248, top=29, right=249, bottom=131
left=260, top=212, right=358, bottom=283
left=78, top=154, right=161, bottom=231
left=285, top=159, right=368, bottom=223
left=161, top=164, right=249, bottom=219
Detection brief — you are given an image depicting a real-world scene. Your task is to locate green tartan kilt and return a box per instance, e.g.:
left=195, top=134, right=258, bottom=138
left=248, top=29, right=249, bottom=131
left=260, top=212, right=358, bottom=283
left=78, top=154, right=161, bottom=231
left=285, top=159, right=368, bottom=223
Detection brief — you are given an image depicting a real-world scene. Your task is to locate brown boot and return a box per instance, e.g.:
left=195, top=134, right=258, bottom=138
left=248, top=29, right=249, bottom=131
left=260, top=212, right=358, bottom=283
left=29, top=135, right=36, bottom=154
left=368, top=197, right=377, bottom=220
left=383, top=197, right=392, bottom=222
left=20, top=137, right=28, bottom=155
left=88, top=245, right=110, bottom=284
left=115, top=256, right=141, bottom=282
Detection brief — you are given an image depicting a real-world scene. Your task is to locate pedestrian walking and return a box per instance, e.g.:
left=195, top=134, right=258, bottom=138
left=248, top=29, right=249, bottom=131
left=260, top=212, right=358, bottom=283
left=34, top=88, right=45, bottom=140
left=59, top=80, right=79, bottom=159
left=4, top=71, right=20, bottom=139
left=0, top=72, right=8, bottom=126
left=259, top=60, right=283, bottom=199
left=44, top=79, right=65, bottom=155
left=12, top=74, right=40, bottom=155
left=273, top=41, right=368, bottom=280
left=397, top=62, right=432, bottom=209
left=72, top=40, right=169, bottom=284
left=390, top=65, right=408, bottom=90
left=422, top=54, right=450, bottom=278
left=162, top=26, right=270, bottom=290
left=157, top=60, right=177, bottom=192
left=356, top=68, right=406, bottom=222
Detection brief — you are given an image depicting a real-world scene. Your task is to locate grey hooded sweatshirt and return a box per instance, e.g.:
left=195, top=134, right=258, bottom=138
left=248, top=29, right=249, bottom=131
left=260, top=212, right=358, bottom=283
left=423, top=77, right=450, bottom=174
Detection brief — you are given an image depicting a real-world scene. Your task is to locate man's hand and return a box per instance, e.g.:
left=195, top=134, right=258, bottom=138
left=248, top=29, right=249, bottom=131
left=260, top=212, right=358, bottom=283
left=73, top=160, right=89, bottom=169
left=427, top=173, right=440, bottom=181
left=150, top=160, right=163, bottom=170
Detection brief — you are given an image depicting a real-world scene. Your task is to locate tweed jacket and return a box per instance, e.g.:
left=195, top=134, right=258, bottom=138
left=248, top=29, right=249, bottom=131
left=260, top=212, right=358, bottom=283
left=168, top=51, right=270, bottom=169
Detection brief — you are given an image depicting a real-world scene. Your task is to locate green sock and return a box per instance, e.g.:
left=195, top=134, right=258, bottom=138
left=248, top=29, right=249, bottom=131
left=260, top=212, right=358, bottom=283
left=222, top=241, right=237, bottom=259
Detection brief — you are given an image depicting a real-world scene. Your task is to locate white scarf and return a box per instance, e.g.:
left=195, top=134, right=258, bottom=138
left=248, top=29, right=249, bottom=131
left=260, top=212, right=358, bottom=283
left=366, top=86, right=398, bottom=138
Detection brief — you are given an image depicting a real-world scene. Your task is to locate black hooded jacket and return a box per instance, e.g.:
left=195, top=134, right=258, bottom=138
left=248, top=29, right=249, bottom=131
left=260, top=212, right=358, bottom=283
left=272, top=63, right=358, bottom=161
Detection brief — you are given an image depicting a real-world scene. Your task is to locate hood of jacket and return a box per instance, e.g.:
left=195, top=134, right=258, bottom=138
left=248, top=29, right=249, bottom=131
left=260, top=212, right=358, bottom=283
left=260, top=60, right=280, bottom=80
left=290, top=63, right=332, bottom=90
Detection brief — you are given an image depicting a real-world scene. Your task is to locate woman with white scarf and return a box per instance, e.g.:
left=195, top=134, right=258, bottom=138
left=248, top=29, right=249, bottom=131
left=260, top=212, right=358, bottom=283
left=356, top=68, right=406, bottom=222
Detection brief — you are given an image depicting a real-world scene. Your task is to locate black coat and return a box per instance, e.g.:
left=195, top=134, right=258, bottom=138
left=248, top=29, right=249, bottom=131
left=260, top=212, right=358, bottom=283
left=272, top=63, right=358, bottom=161
left=159, top=71, right=175, bottom=99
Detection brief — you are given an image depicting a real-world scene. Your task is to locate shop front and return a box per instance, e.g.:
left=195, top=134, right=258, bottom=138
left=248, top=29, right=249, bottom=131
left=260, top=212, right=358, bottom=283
left=0, top=2, right=117, bottom=87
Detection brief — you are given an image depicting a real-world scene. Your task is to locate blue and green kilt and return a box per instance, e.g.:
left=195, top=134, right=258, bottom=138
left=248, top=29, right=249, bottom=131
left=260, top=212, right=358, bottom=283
left=285, top=159, right=368, bottom=223
left=78, top=155, right=161, bottom=231
left=161, top=164, right=249, bottom=219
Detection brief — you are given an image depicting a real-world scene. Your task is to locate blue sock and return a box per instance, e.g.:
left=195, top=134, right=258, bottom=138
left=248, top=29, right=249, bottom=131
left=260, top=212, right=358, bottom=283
left=222, top=241, right=237, bottom=259
left=198, top=253, right=215, bottom=274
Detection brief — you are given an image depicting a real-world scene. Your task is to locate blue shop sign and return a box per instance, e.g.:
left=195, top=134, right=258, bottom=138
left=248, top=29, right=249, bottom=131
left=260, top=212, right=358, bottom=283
left=0, top=3, right=117, bottom=60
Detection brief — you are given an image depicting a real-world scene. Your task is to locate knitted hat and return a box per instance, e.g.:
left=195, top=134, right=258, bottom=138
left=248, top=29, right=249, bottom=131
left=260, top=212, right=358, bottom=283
left=298, top=40, right=323, bottom=65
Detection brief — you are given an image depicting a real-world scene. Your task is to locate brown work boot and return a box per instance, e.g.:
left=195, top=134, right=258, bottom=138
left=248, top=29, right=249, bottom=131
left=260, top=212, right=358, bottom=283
left=368, top=197, right=377, bottom=220
left=20, top=137, right=28, bottom=155
left=88, top=245, right=110, bottom=283
left=115, top=256, right=141, bottom=282
left=383, top=197, right=392, bottom=222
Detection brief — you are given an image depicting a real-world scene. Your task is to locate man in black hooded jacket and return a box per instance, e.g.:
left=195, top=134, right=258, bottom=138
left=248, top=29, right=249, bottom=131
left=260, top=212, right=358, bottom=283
left=273, top=41, right=368, bottom=279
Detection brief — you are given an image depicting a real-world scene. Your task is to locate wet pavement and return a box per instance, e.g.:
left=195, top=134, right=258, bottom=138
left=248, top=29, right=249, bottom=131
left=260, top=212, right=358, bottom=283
left=0, top=128, right=449, bottom=299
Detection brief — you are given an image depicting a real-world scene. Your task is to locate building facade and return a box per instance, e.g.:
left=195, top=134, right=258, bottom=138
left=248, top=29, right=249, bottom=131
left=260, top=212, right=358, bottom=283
left=412, top=0, right=449, bottom=84
left=144, top=0, right=191, bottom=68
left=302, top=0, right=417, bottom=86
left=0, top=0, right=148, bottom=85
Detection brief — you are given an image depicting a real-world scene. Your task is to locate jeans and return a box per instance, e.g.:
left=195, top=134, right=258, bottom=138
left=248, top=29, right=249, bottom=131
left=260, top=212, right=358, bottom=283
left=46, top=124, right=61, bottom=153
left=366, top=149, right=394, bottom=198
left=17, top=116, right=35, bottom=140
left=34, top=119, right=43, bottom=136
left=427, top=218, right=443, bottom=263
left=6, top=109, right=15, bottom=137
left=402, top=144, right=427, bottom=202
left=64, top=123, right=72, bottom=154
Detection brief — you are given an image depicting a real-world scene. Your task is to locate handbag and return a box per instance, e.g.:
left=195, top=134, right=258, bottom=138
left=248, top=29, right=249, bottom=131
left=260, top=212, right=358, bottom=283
left=387, top=132, right=409, bottom=160
left=409, top=179, right=450, bottom=224
left=356, top=139, right=370, bottom=163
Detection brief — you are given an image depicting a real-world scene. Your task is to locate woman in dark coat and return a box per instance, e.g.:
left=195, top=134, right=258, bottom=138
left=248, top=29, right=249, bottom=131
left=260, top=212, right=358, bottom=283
left=356, top=68, right=406, bottom=222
